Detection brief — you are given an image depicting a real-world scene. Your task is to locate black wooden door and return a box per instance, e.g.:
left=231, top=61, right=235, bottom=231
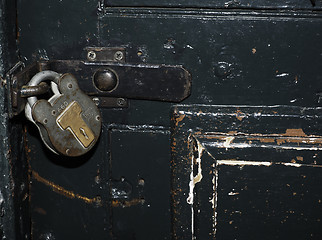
left=1, top=0, right=322, bottom=239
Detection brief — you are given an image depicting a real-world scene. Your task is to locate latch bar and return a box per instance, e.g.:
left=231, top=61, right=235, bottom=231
left=6, top=47, right=192, bottom=118
left=47, top=60, right=191, bottom=102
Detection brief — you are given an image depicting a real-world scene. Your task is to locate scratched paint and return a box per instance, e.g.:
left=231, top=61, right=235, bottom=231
left=217, top=160, right=322, bottom=168
left=209, top=163, right=218, bottom=237
left=32, top=171, right=100, bottom=205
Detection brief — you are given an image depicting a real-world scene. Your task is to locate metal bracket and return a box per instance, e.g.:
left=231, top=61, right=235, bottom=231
left=6, top=47, right=191, bottom=118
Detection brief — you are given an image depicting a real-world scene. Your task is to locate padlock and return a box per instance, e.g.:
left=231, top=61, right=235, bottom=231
left=25, top=71, right=102, bottom=157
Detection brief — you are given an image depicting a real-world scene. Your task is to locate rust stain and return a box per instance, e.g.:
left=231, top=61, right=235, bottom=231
left=23, top=126, right=33, bottom=206
left=196, top=127, right=322, bottom=147
left=34, top=207, right=47, bottom=215
left=235, top=109, right=245, bottom=121
left=255, top=138, right=275, bottom=143
left=276, top=139, right=286, bottom=145
left=111, top=198, right=145, bottom=208
left=172, top=113, right=186, bottom=128
left=295, top=75, right=298, bottom=83
left=197, top=110, right=203, bottom=116
left=228, top=131, right=237, bottom=135
left=284, top=129, right=307, bottom=137
left=32, top=171, right=99, bottom=205
left=176, top=114, right=185, bottom=124
left=296, top=156, right=304, bottom=161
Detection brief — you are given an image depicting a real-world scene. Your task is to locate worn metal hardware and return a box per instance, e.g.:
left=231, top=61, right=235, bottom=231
left=85, top=47, right=126, bottom=62
left=93, top=69, right=118, bottom=92
left=7, top=49, right=191, bottom=118
left=28, top=72, right=102, bottom=157
left=6, top=61, right=50, bottom=118
left=20, top=82, right=50, bottom=98
left=56, top=101, right=95, bottom=148
left=92, top=97, right=129, bottom=108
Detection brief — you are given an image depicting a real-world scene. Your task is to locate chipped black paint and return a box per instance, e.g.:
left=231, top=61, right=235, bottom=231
left=11, top=0, right=322, bottom=239
left=171, top=105, right=322, bottom=239
left=0, top=1, right=30, bottom=239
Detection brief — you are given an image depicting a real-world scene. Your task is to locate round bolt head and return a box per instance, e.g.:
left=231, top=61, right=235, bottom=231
left=93, top=69, right=118, bottom=92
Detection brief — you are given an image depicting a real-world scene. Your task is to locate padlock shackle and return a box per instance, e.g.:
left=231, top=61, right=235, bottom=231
left=27, top=70, right=61, bottom=107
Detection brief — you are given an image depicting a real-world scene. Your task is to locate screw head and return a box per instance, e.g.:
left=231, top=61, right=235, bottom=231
left=114, top=51, right=124, bottom=61
left=87, top=51, right=97, bottom=61
left=117, top=98, right=126, bottom=106
left=92, top=97, right=100, bottom=106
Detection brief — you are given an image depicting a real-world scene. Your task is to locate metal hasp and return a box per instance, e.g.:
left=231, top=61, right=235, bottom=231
left=7, top=47, right=192, bottom=118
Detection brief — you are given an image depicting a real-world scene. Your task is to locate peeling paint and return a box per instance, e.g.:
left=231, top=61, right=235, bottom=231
left=223, top=136, right=235, bottom=149
left=187, top=137, right=204, bottom=239
left=195, top=129, right=322, bottom=150
left=284, top=129, right=307, bottom=137
left=111, top=198, right=145, bottom=208
left=228, top=191, right=240, bottom=196
left=276, top=72, right=290, bottom=77
left=235, top=109, right=245, bottom=121
left=217, top=160, right=322, bottom=168
left=173, top=113, right=186, bottom=127
left=187, top=139, right=204, bottom=205
left=217, top=160, right=272, bottom=166
left=205, top=141, right=322, bottom=151
left=209, top=163, right=218, bottom=238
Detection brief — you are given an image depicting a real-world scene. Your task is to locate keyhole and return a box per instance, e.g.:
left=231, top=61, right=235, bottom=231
left=80, top=127, right=89, bottom=139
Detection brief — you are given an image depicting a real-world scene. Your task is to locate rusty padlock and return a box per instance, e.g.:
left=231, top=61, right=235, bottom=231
left=25, top=71, right=102, bottom=157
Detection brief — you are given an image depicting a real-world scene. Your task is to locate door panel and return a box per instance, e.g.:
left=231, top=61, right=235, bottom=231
left=171, top=105, right=322, bottom=239
left=100, top=8, right=322, bottom=107
left=109, top=129, right=171, bottom=239
left=26, top=123, right=171, bottom=239
left=12, top=0, right=322, bottom=239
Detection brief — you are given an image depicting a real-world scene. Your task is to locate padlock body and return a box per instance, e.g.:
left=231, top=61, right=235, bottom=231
left=32, top=73, right=101, bottom=157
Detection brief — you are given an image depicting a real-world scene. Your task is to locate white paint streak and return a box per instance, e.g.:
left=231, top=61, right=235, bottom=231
left=187, top=140, right=204, bottom=205
left=186, top=138, right=204, bottom=240
left=204, top=142, right=322, bottom=151
left=217, top=160, right=272, bottom=166
left=223, top=136, right=235, bottom=149
left=228, top=191, right=240, bottom=196
left=214, top=167, right=218, bottom=237
left=276, top=73, right=289, bottom=77
left=217, top=160, right=322, bottom=168
left=282, top=162, right=306, bottom=167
